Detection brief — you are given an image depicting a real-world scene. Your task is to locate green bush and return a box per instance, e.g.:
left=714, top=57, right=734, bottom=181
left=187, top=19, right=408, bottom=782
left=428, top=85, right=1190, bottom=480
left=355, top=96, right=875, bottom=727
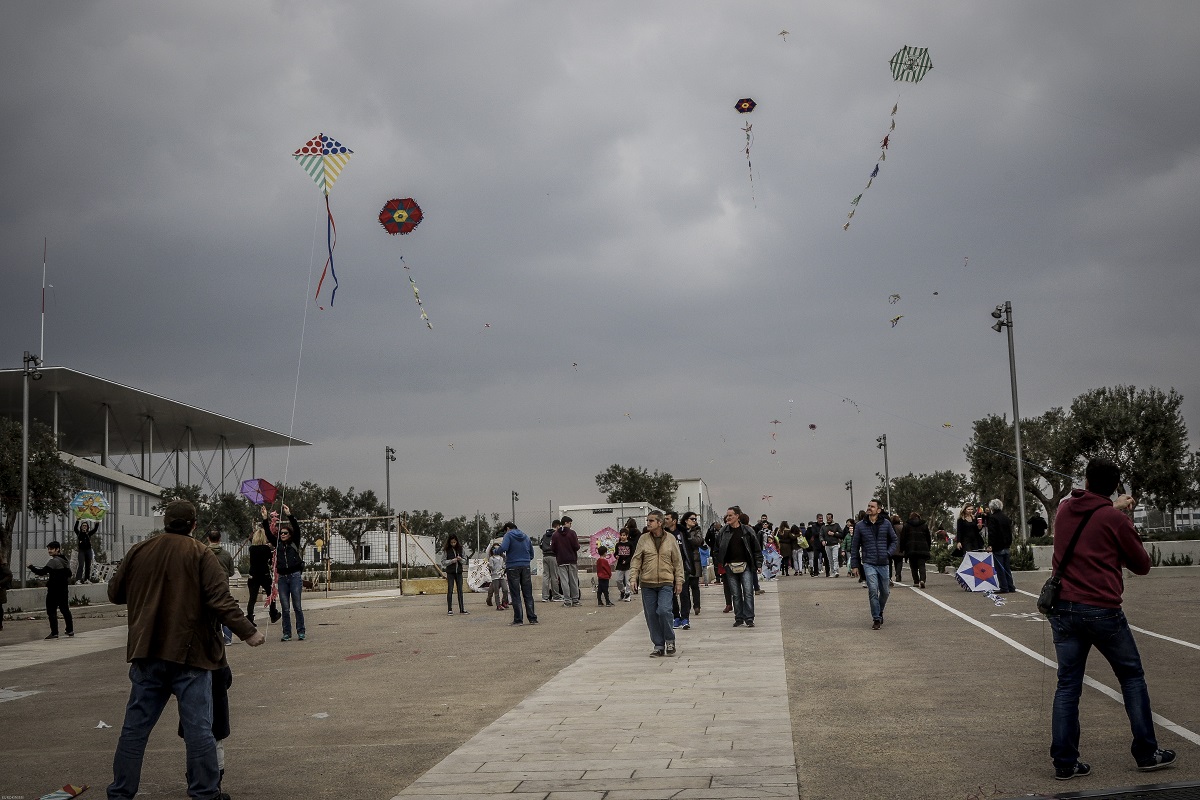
left=1027, top=535, right=1053, bottom=547
left=931, top=543, right=956, bottom=573
left=1162, top=552, right=1194, bottom=566
left=1011, top=543, right=1038, bottom=571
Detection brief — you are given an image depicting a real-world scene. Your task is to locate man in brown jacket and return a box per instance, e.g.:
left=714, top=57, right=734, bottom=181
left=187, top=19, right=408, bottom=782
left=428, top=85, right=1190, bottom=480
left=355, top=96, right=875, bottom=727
left=629, top=511, right=684, bottom=657
left=107, top=500, right=265, bottom=800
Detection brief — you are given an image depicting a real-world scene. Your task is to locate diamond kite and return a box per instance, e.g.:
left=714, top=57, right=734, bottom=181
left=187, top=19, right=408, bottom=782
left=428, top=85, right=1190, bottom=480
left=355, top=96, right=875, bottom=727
left=239, top=478, right=278, bottom=506
left=735, top=98, right=757, bottom=113
left=293, top=133, right=353, bottom=307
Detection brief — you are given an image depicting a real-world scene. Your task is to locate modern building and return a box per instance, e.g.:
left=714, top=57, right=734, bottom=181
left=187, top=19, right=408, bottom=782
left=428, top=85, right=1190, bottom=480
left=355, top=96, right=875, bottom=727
left=0, top=365, right=307, bottom=580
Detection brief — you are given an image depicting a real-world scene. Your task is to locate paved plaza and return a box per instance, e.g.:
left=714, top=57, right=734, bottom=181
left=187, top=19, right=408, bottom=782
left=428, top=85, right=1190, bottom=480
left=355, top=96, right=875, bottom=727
left=2, top=569, right=1198, bottom=799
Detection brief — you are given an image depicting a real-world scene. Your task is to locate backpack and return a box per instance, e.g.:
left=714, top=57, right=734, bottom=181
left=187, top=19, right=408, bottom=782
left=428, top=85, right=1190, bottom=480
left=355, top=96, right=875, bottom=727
left=539, top=530, right=555, bottom=555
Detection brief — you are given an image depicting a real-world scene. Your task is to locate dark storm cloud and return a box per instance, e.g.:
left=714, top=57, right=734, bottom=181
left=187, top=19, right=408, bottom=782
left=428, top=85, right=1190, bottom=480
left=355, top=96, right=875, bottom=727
left=3, top=1, right=1199, bottom=525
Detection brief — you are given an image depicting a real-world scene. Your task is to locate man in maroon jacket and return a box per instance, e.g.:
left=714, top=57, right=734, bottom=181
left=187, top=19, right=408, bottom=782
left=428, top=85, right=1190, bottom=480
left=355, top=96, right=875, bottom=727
left=1048, top=458, right=1176, bottom=781
left=552, top=516, right=581, bottom=607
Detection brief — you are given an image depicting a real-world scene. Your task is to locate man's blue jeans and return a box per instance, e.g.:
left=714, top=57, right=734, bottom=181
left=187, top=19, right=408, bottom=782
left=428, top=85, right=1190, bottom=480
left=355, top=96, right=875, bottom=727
left=506, top=565, right=537, bottom=623
left=1050, top=602, right=1158, bottom=768
left=109, top=659, right=219, bottom=799
left=993, top=548, right=1015, bottom=592
left=278, top=571, right=305, bottom=636
left=862, top=563, right=891, bottom=622
left=726, top=567, right=755, bottom=622
left=640, top=585, right=675, bottom=649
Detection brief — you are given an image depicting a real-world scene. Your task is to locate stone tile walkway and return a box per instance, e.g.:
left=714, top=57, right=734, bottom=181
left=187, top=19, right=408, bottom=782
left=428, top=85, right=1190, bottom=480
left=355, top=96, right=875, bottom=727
left=391, top=585, right=797, bottom=799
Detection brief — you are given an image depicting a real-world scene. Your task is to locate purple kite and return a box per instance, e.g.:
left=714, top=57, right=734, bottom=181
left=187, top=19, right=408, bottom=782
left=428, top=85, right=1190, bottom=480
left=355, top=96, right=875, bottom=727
left=239, top=478, right=278, bottom=506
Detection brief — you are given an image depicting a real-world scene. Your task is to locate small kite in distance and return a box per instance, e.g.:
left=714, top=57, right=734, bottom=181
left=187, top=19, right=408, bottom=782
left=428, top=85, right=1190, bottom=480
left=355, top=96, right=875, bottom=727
left=888, top=293, right=900, bottom=304
left=770, top=419, right=782, bottom=426
left=762, top=495, right=773, bottom=503
left=890, top=315, right=904, bottom=327
left=769, top=449, right=777, bottom=455
left=778, top=30, right=789, bottom=42
left=942, top=422, right=953, bottom=428
left=808, top=423, right=817, bottom=431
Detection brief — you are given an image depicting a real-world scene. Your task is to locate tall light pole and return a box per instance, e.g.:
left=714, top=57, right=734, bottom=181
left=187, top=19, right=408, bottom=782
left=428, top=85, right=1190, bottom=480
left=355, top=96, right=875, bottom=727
left=991, top=301, right=1028, bottom=540
left=384, top=446, right=396, bottom=561
left=20, top=351, right=43, bottom=588
left=845, top=480, right=855, bottom=520
left=876, top=434, right=890, bottom=512
left=511, top=490, right=519, bottom=523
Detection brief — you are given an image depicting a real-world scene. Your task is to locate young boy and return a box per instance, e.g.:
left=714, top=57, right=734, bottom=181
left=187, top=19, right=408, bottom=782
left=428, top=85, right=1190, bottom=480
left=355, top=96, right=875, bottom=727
left=613, top=531, right=634, bottom=601
left=595, top=546, right=614, bottom=607
left=29, top=541, right=73, bottom=639
left=487, top=544, right=509, bottom=610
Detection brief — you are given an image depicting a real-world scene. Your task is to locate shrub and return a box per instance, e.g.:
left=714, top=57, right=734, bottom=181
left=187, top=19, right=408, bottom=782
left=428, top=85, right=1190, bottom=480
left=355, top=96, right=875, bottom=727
left=1011, top=543, right=1038, bottom=571
left=931, top=543, right=956, bottom=573
left=1162, top=552, right=1194, bottom=566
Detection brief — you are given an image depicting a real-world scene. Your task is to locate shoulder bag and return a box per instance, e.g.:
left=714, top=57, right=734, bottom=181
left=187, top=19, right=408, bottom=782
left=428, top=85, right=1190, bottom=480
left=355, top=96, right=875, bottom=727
left=1037, top=507, right=1099, bottom=616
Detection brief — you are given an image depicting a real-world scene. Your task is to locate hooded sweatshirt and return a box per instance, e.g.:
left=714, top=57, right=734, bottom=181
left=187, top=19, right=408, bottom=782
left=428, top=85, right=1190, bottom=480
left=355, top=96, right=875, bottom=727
left=1053, top=488, right=1149, bottom=608
left=499, top=528, right=534, bottom=568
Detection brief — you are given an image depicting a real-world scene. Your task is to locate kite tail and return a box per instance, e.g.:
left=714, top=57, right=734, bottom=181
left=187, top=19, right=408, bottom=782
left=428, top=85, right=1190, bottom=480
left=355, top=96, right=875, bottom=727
left=314, top=195, right=339, bottom=307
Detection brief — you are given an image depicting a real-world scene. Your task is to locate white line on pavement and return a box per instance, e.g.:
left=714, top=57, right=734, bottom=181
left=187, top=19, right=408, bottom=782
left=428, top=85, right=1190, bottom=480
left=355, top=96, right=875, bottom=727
left=1012, top=588, right=1200, bottom=653
left=912, top=587, right=1200, bottom=747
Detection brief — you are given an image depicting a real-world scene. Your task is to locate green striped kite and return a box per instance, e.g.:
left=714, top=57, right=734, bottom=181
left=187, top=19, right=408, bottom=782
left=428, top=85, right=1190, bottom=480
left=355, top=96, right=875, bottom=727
left=889, top=46, right=933, bottom=83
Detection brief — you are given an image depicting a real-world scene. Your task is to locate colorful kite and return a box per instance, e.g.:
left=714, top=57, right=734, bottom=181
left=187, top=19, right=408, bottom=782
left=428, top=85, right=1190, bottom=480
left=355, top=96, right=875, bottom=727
left=589, top=527, right=620, bottom=559
left=239, top=478, right=278, bottom=506
left=956, top=551, right=1000, bottom=592
left=843, top=46, right=932, bottom=230
left=293, top=133, right=353, bottom=307
left=39, top=786, right=88, bottom=800
left=379, top=197, right=423, bottom=235
left=379, top=197, right=432, bottom=328
left=890, top=315, right=904, bottom=327
left=70, top=490, right=109, bottom=522
left=735, top=98, right=757, bottom=206
left=888, top=293, right=901, bottom=304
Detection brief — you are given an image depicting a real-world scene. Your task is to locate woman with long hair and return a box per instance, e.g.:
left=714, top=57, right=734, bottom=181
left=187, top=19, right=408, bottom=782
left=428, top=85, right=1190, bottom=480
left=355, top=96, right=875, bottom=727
left=250, top=508, right=282, bottom=625
left=441, top=535, right=469, bottom=615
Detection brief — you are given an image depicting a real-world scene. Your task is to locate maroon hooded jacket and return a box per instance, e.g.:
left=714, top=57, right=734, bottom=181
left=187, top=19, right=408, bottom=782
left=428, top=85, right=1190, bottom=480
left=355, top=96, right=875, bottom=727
left=1053, top=489, right=1150, bottom=609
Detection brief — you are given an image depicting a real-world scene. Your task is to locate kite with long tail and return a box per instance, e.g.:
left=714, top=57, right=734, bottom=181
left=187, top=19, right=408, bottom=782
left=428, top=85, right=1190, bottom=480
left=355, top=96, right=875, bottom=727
left=735, top=98, right=757, bottom=207
left=379, top=197, right=432, bottom=329
left=293, top=133, right=353, bottom=307
left=843, top=46, right=932, bottom=231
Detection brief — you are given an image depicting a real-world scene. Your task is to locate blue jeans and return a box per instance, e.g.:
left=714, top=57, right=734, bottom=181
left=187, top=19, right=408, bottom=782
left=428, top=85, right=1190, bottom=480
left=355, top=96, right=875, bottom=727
left=506, top=565, right=537, bottom=623
left=1050, top=602, right=1158, bottom=767
left=640, top=585, right=675, bottom=649
left=862, top=563, right=891, bottom=622
left=108, top=659, right=219, bottom=799
left=993, top=548, right=1015, bottom=592
left=278, top=571, right=305, bottom=636
left=726, top=566, right=755, bottom=622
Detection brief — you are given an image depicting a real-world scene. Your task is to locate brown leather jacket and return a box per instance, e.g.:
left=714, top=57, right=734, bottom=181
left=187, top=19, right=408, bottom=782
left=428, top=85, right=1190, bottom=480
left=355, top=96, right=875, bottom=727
left=109, top=531, right=256, bottom=670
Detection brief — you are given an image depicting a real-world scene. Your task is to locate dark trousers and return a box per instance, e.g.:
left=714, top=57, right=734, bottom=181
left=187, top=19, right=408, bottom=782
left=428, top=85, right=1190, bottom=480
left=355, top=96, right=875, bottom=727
left=890, top=555, right=905, bottom=581
left=506, top=566, right=537, bottom=623
left=446, top=571, right=465, bottom=612
left=597, top=578, right=611, bottom=605
left=246, top=576, right=278, bottom=622
left=672, top=575, right=693, bottom=619
left=75, top=547, right=93, bottom=583
left=811, top=547, right=828, bottom=576
left=908, top=556, right=928, bottom=585
left=46, top=590, right=73, bottom=635
left=685, top=575, right=701, bottom=610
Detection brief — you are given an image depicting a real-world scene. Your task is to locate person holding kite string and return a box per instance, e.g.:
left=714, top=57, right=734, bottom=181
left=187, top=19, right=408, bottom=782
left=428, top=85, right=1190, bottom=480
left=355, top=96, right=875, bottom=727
left=271, top=504, right=307, bottom=641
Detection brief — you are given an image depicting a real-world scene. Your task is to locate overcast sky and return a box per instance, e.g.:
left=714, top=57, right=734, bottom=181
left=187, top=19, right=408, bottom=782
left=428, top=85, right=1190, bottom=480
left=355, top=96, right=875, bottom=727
left=3, top=1, right=1199, bottom=526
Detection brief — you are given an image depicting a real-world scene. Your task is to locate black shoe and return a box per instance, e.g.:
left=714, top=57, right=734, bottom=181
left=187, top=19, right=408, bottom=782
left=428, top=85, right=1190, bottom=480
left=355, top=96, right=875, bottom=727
left=269, top=609, right=282, bottom=623
left=871, top=620, right=882, bottom=630
left=45, top=633, right=59, bottom=640
left=733, top=620, right=745, bottom=627
left=459, top=610, right=469, bottom=615
left=67, top=631, right=75, bottom=638
left=650, top=648, right=665, bottom=657
left=1055, top=761, right=1091, bottom=781
left=745, top=620, right=755, bottom=628
left=510, top=620, right=524, bottom=625
left=665, top=640, right=676, bottom=655
left=1137, top=750, right=1177, bottom=772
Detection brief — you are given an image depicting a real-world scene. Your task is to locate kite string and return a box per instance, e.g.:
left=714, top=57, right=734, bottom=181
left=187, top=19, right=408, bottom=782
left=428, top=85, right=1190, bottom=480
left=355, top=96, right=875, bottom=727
left=281, top=207, right=321, bottom=499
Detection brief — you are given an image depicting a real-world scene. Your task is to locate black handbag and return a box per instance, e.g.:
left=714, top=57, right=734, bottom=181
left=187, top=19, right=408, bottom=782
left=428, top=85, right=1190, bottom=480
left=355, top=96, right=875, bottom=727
left=1037, top=507, right=1098, bottom=616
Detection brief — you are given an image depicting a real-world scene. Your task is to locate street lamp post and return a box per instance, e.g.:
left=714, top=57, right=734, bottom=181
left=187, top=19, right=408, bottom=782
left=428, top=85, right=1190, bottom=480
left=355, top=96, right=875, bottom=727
left=384, top=446, right=396, bottom=561
left=20, top=351, right=43, bottom=588
left=876, top=434, right=890, bottom=512
left=845, top=480, right=855, bottom=520
left=991, top=301, right=1028, bottom=540
left=511, top=490, right=519, bottom=524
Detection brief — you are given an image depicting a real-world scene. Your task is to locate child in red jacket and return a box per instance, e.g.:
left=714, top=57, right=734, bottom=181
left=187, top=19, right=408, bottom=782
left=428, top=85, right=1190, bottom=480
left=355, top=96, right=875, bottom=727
left=595, top=546, right=614, bottom=607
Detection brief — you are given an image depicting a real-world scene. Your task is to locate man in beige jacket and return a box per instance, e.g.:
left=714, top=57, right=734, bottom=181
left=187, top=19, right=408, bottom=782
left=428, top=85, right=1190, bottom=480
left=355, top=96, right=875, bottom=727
left=629, top=511, right=684, bottom=657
